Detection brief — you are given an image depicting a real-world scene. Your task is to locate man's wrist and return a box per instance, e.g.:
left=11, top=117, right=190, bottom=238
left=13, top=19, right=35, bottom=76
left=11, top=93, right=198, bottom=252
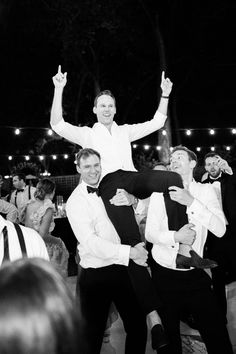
left=161, top=95, right=169, bottom=99
left=129, top=247, right=138, bottom=260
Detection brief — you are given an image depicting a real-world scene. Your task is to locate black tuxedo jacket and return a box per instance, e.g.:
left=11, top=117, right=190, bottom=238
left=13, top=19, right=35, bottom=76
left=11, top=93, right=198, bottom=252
left=203, top=171, right=236, bottom=249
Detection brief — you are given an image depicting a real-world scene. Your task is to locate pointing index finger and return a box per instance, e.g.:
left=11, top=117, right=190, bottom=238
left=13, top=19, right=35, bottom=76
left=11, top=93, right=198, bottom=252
left=162, top=71, right=165, bottom=81
left=58, top=65, right=62, bottom=74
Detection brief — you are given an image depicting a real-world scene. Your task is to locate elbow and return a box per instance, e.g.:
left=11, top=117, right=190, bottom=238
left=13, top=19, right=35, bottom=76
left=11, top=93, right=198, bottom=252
left=214, top=225, right=226, bottom=238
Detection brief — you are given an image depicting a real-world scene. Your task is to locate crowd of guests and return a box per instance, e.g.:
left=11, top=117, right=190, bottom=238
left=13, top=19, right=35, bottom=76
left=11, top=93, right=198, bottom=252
left=0, top=66, right=235, bottom=354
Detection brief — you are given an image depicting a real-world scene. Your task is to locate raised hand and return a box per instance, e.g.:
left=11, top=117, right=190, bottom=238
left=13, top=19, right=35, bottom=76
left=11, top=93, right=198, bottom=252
left=161, top=71, right=173, bottom=97
left=216, top=155, right=232, bottom=174
left=52, top=65, right=67, bottom=89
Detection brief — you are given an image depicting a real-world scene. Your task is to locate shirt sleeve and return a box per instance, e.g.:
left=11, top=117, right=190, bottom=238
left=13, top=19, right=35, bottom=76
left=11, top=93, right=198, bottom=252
left=145, top=193, right=177, bottom=247
left=0, top=200, right=18, bottom=222
left=23, top=227, right=49, bottom=260
left=125, top=111, right=167, bottom=142
left=187, top=185, right=226, bottom=238
left=66, top=197, right=131, bottom=266
left=51, top=118, right=91, bottom=147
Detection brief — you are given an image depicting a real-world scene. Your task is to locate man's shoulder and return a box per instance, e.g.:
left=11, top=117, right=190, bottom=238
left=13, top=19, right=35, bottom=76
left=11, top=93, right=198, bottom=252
left=67, top=184, right=87, bottom=207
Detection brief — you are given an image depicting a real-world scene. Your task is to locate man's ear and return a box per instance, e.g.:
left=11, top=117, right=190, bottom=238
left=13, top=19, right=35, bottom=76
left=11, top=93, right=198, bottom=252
left=190, top=160, right=197, bottom=169
left=93, top=106, right=97, bottom=114
left=76, top=165, right=81, bottom=174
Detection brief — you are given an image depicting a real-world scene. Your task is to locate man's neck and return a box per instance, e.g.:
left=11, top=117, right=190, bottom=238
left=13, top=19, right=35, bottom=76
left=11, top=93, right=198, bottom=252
left=181, top=173, right=193, bottom=189
left=209, top=172, right=222, bottom=180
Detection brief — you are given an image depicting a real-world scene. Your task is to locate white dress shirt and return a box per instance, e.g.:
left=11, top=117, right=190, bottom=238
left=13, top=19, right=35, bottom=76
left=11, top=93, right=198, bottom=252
left=52, top=113, right=166, bottom=179
left=0, top=216, right=49, bottom=265
left=10, top=185, right=36, bottom=223
left=145, top=180, right=226, bottom=270
left=66, top=181, right=131, bottom=268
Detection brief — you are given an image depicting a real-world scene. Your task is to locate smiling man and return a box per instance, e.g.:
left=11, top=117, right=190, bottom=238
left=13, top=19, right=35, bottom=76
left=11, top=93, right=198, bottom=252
left=66, top=148, right=148, bottom=354
left=145, top=145, right=233, bottom=354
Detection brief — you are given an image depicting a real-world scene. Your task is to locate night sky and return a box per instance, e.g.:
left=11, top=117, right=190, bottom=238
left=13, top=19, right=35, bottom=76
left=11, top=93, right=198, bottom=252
left=1, top=0, right=236, bottom=175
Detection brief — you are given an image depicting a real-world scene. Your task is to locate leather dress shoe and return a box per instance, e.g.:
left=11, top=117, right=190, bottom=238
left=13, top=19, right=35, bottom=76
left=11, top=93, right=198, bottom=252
left=176, top=250, right=218, bottom=269
left=151, top=324, right=168, bottom=351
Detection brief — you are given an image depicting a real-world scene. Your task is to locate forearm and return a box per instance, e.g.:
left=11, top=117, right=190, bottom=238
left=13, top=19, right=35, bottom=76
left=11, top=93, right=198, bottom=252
left=50, top=88, right=64, bottom=126
left=156, top=96, right=169, bottom=116
left=187, top=198, right=226, bottom=237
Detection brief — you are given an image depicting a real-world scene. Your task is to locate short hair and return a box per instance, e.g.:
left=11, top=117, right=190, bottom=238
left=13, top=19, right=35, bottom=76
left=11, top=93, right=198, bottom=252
left=13, top=173, right=26, bottom=182
left=34, top=178, right=55, bottom=200
left=171, top=145, right=197, bottom=162
left=76, top=148, right=101, bottom=166
left=94, top=90, right=116, bottom=107
left=0, top=258, right=82, bottom=354
left=204, top=152, right=220, bottom=164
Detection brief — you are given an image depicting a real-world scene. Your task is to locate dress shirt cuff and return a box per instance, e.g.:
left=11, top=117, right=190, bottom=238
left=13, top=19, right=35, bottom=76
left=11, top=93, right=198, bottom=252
left=158, top=231, right=176, bottom=246
left=117, top=245, right=131, bottom=266
left=51, top=118, right=65, bottom=133
left=187, top=198, right=211, bottom=225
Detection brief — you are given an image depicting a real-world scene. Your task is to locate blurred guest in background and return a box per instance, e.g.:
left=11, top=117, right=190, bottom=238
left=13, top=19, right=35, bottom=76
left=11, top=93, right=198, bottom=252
left=0, top=214, right=49, bottom=265
left=0, top=258, right=82, bottom=354
left=0, top=198, right=18, bottom=222
left=23, top=178, right=69, bottom=278
left=10, top=173, right=36, bottom=224
left=203, top=153, right=236, bottom=322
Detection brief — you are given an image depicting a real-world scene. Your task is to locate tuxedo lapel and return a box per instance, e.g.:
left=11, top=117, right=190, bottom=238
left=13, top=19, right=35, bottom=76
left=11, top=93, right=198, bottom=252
left=220, top=174, right=227, bottom=205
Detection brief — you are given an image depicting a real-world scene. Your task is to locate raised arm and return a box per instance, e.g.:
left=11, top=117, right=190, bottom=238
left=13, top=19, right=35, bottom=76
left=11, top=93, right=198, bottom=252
left=155, top=71, right=173, bottom=116
left=50, top=65, right=67, bottom=126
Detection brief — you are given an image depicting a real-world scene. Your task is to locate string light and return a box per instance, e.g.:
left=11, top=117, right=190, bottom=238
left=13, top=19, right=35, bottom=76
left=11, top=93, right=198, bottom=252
left=64, top=154, right=68, bottom=159
left=15, top=128, right=20, bottom=135
left=209, top=129, right=215, bottom=135
left=52, top=155, right=57, bottom=160
left=196, top=147, right=201, bottom=152
left=8, top=156, right=12, bottom=160
left=232, top=129, right=236, bottom=134
left=186, top=130, right=192, bottom=136
left=25, top=155, right=30, bottom=161
left=156, top=146, right=161, bottom=151
left=226, top=146, right=231, bottom=151
left=210, top=147, right=215, bottom=151
left=47, top=129, right=53, bottom=136
left=132, top=144, right=137, bottom=149
left=39, top=155, right=44, bottom=161
left=162, top=130, right=167, bottom=136
left=144, top=144, right=150, bottom=150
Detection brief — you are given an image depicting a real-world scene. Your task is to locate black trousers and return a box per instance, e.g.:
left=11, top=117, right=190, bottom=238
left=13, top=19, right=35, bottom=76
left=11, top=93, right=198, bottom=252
left=204, top=227, right=236, bottom=321
left=77, top=265, right=147, bottom=354
left=99, top=169, right=188, bottom=315
left=151, top=262, right=233, bottom=354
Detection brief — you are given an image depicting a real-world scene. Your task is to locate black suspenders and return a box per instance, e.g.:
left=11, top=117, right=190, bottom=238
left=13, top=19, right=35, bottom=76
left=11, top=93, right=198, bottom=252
left=2, top=223, right=27, bottom=262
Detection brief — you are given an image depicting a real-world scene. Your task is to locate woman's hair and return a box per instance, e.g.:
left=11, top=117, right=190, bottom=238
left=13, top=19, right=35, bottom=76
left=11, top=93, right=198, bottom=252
left=34, top=178, right=56, bottom=200
left=0, top=258, right=83, bottom=354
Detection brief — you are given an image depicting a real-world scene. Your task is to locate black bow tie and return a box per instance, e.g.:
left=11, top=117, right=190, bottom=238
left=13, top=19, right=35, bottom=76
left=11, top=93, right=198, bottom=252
left=17, top=189, right=25, bottom=192
left=87, top=186, right=100, bottom=196
left=209, top=177, right=221, bottom=184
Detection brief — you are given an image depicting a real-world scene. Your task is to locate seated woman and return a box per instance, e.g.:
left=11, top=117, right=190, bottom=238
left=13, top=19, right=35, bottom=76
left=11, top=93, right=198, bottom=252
left=0, top=258, right=83, bottom=354
left=23, top=178, right=69, bottom=278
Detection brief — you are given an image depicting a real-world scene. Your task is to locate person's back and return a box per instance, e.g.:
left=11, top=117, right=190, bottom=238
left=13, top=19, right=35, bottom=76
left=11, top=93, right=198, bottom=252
left=24, top=179, right=69, bottom=278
